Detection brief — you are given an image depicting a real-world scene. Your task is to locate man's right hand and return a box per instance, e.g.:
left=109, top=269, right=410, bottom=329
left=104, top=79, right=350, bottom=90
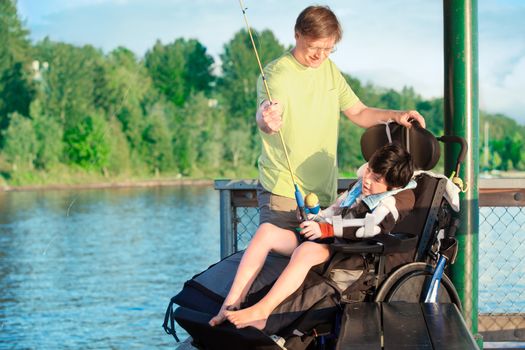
left=256, top=100, right=283, bottom=134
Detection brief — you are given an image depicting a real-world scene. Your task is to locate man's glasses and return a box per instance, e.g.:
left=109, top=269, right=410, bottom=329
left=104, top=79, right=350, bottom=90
left=305, top=45, right=337, bottom=55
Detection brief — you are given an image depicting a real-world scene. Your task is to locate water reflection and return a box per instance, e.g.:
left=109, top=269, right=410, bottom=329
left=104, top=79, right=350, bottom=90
left=0, top=185, right=220, bottom=349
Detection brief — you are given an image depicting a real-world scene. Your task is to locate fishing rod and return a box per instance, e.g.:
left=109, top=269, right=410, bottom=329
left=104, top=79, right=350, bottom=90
left=238, top=0, right=314, bottom=221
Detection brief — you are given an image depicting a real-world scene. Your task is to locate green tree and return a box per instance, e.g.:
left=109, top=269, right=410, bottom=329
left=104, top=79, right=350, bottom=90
left=63, top=113, right=110, bottom=171
left=0, top=62, right=34, bottom=129
left=185, top=40, right=215, bottom=96
left=416, top=98, right=444, bottom=135
left=141, top=105, right=175, bottom=174
left=491, top=133, right=523, bottom=171
left=343, top=75, right=382, bottom=108
left=33, top=39, right=104, bottom=128
left=492, top=137, right=512, bottom=171
left=145, top=38, right=214, bottom=107
left=0, top=0, right=33, bottom=134
left=2, top=112, right=37, bottom=170
left=219, top=29, right=285, bottom=168
left=100, top=47, right=161, bottom=163
left=338, top=120, right=365, bottom=172
left=30, top=99, right=63, bottom=170
left=219, top=29, right=284, bottom=126
left=105, top=118, right=132, bottom=175
left=0, top=0, right=30, bottom=69
left=399, top=86, right=418, bottom=111
left=509, top=132, right=523, bottom=169
left=481, top=112, right=525, bottom=171
left=224, top=128, right=251, bottom=169
left=378, top=89, right=401, bottom=109
left=172, top=93, right=226, bottom=176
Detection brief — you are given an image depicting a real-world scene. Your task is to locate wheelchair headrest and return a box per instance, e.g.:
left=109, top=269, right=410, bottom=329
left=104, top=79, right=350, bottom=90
left=360, top=121, right=440, bottom=170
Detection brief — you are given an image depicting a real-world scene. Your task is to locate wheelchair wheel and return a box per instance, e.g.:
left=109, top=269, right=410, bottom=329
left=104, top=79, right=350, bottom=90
left=374, top=262, right=462, bottom=310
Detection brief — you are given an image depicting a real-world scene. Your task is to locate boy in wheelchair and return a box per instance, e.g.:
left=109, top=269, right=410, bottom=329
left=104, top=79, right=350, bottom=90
left=209, top=142, right=415, bottom=331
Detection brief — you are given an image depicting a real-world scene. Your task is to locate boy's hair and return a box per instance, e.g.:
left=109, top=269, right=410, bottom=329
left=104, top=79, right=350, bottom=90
left=368, top=143, right=414, bottom=189
left=295, top=6, right=342, bottom=43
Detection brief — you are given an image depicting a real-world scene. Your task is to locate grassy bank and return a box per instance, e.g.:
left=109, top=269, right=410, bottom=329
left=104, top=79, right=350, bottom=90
left=0, top=164, right=259, bottom=191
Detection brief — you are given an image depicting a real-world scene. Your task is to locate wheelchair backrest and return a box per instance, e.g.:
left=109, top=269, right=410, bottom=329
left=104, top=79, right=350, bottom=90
left=360, top=121, right=440, bottom=170
left=360, top=122, right=449, bottom=265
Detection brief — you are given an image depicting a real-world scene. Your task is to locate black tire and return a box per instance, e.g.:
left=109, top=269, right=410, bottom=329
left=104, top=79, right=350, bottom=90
left=374, top=262, right=462, bottom=310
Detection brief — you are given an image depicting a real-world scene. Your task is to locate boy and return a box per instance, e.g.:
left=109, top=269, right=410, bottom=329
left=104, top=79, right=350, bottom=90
left=210, top=143, right=415, bottom=330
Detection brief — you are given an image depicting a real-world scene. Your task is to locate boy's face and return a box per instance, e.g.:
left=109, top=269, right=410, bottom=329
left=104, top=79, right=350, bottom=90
left=362, top=165, right=389, bottom=196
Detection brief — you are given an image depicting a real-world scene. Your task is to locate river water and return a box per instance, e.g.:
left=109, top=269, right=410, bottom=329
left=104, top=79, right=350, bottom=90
left=0, top=186, right=523, bottom=349
left=0, top=186, right=221, bottom=349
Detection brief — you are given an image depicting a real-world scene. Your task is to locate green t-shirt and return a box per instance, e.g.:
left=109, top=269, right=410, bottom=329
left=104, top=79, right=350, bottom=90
left=257, top=52, right=359, bottom=206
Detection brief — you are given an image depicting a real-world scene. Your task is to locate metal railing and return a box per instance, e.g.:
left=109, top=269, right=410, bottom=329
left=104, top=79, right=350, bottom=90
left=477, top=179, right=525, bottom=342
left=214, top=178, right=525, bottom=343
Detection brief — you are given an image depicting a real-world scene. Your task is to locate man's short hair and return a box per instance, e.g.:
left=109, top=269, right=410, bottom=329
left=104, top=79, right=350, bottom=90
left=368, top=143, right=414, bottom=189
left=294, top=6, right=342, bottom=43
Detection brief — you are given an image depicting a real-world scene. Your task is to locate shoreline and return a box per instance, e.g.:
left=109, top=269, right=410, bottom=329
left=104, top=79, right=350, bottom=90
left=3, top=171, right=524, bottom=192
left=0, top=178, right=215, bottom=192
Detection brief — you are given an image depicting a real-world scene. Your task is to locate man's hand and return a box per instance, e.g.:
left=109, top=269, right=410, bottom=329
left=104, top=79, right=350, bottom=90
left=256, top=100, right=283, bottom=134
left=342, top=101, right=426, bottom=129
left=395, top=110, right=426, bottom=129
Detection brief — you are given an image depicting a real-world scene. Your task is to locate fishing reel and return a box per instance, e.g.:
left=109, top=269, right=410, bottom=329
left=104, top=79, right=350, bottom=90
left=304, top=193, right=320, bottom=215
left=294, top=186, right=320, bottom=221
left=295, top=191, right=331, bottom=243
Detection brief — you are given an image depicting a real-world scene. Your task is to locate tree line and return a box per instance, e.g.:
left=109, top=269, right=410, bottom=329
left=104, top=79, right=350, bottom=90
left=0, top=1, right=523, bottom=185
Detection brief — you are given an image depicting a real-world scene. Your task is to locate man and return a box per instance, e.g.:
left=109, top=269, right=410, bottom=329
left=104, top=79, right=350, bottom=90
left=256, top=5, right=425, bottom=230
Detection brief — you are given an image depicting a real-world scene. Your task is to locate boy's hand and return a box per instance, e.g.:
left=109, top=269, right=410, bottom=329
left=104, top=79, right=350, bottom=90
left=299, top=221, right=335, bottom=241
left=299, top=221, right=322, bottom=240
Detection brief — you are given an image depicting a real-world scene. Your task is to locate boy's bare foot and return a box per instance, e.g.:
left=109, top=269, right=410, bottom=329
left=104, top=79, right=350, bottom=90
left=224, top=306, right=268, bottom=330
left=209, top=305, right=238, bottom=327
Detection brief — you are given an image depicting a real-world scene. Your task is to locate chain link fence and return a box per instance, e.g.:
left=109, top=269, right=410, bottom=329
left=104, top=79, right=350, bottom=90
left=478, top=206, right=525, bottom=342
left=479, top=207, right=525, bottom=314
left=234, top=207, right=259, bottom=251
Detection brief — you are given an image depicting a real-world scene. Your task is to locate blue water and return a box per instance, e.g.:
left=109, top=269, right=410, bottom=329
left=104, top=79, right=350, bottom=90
left=0, top=186, right=220, bottom=349
left=0, top=186, right=523, bottom=349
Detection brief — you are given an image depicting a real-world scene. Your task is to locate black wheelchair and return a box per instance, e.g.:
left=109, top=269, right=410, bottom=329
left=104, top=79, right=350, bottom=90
left=165, top=121, right=469, bottom=350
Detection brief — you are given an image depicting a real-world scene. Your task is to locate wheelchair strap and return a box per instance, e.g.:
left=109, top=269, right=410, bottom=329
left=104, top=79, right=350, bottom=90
left=162, top=299, right=180, bottom=342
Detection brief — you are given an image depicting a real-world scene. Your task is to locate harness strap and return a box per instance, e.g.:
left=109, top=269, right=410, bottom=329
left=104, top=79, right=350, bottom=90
left=162, top=299, right=180, bottom=342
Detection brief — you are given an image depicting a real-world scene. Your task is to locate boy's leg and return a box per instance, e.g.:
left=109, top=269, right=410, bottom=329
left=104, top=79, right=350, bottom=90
left=209, top=223, right=298, bottom=326
left=225, top=241, right=330, bottom=330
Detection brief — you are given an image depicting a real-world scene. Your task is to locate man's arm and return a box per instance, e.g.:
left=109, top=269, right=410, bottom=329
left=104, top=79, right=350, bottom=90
left=342, top=100, right=426, bottom=129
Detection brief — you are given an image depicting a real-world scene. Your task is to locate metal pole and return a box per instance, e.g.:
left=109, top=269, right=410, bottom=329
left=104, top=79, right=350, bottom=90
left=219, top=189, right=235, bottom=258
left=443, top=0, right=480, bottom=341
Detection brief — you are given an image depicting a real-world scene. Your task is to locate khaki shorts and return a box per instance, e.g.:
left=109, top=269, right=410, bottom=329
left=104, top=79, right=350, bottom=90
left=257, top=183, right=301, bottom=231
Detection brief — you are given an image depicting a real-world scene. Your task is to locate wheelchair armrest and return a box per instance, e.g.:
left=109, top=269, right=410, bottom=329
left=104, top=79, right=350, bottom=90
left=332, top=240, right=385, bottom=254
left=331, top=232, right=418, bottom=255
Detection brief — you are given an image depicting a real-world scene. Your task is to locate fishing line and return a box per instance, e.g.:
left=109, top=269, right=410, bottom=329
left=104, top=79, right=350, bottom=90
left=238, top=0, right=296, bottom=183
left=238, top=0, right=309, bottom=220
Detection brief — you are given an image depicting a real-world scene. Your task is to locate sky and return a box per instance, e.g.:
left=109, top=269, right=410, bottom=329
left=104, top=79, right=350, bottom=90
left=16, top=0, right=525, bottom=125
